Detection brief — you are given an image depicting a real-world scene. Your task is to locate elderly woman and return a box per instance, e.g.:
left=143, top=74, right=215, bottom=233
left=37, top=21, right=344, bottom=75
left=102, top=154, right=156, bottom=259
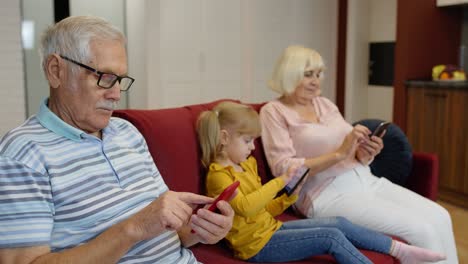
left=259, top=45, right=457, bottom=264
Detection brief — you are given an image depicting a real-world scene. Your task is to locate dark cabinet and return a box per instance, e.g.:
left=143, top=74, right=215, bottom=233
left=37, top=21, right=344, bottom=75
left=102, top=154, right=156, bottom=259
left=407, top=84, right=468, bottom=208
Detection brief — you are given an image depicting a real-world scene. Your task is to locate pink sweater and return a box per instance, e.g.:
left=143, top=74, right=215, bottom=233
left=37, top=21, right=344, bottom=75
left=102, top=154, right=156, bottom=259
left=259, top=97, right=361, bottom=215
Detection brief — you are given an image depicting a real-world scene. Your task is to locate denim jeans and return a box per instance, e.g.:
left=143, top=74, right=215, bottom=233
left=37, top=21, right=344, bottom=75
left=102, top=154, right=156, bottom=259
left=248, top=217, right=392, bottom=264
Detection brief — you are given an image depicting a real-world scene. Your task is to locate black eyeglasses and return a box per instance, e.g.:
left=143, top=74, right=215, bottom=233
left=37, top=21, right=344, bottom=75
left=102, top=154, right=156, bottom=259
left=60, top=55, right=135, bottom=91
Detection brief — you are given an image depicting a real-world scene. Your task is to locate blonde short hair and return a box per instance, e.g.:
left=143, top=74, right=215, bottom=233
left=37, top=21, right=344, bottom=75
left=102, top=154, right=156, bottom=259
left=268, top=45, right=325, bottom=95
left=196, top=101, right=260, bottom=167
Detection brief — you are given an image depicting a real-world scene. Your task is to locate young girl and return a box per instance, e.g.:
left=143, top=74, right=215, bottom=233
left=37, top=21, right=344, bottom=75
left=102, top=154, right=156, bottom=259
left=196, top=101, right=446, bottom=264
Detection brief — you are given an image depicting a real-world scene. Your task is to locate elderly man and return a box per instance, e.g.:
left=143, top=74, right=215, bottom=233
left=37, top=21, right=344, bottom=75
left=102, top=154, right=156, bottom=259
left=0, top=16, right=234, bottom=264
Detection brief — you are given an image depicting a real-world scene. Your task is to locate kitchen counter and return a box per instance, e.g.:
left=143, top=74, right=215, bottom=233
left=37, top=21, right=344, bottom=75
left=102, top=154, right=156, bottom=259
left=406, top=80, right=468, bottom=88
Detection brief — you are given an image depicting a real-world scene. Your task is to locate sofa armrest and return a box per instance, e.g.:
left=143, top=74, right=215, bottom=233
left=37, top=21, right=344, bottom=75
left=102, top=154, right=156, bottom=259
left=406, top=152, right=439, bottom=201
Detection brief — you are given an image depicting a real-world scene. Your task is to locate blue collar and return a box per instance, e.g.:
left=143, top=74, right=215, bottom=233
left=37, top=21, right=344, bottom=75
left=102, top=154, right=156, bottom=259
left=36, top=98, right=117, bottom=142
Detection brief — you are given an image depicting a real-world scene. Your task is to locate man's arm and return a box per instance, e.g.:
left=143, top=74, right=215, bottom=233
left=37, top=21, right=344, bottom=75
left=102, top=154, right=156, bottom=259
left=0, top=191, right=215, bottom=264
left=0, top=221, right=136, bottom=264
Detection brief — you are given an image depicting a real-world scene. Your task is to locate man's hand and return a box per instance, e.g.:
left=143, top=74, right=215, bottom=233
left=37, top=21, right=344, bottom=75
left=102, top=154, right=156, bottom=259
left=185, top=200, right=234, bottom=245
left=125, top=191, right=214, bottom=242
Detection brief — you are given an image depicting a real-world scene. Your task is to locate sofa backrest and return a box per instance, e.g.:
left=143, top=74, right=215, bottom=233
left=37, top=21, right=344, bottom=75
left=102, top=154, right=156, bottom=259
left=113, top=99, right=273, bottom=194
left=113, top=106, right=200, bottom=193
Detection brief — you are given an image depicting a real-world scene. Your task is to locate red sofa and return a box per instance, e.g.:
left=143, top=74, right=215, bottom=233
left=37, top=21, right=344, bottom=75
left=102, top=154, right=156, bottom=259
left=113, top=99, right=439, bottom=264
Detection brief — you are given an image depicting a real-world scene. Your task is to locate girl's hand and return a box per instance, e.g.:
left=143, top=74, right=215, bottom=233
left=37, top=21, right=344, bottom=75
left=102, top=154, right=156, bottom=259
left=336, top=125, right=370, bottom=160
left=280, top=164, right=301, bottom=185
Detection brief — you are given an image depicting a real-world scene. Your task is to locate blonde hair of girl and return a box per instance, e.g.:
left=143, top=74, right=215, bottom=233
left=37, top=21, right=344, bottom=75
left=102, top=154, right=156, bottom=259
left=196, top=101, right=261, bottom=167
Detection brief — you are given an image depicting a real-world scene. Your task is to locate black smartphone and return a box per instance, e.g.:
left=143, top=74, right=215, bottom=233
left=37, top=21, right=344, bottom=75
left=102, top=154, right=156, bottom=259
left=371, top=121, right=391, bottom=138
left=285, top=167, right=310, bottom=195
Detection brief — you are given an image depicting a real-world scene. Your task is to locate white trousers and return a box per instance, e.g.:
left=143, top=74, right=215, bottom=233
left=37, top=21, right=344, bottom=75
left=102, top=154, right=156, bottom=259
left=310, top=165, right=458, bottom=264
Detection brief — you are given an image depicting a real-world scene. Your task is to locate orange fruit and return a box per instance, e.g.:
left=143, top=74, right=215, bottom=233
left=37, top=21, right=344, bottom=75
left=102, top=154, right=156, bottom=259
left=440, top=72, right=450, bottom=80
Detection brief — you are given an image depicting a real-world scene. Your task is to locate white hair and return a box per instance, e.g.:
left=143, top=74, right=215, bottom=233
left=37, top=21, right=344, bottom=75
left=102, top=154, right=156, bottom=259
left=39, top=16, right=126, bottom=76
left=269, top=45, right=326, bottom=95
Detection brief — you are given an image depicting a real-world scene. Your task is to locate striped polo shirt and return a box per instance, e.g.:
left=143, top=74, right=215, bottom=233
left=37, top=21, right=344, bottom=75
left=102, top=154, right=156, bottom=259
left=0, top=99, right=198, bottom=264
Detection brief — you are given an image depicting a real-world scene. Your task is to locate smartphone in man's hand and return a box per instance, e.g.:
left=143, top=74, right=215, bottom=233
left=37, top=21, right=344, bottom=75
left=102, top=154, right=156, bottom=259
left=194, top=181, right=240, bottom=214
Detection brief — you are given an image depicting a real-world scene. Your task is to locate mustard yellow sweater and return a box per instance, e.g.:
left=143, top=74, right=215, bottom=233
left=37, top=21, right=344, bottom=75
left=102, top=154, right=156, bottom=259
left=206, top=156, right=297, bottom=260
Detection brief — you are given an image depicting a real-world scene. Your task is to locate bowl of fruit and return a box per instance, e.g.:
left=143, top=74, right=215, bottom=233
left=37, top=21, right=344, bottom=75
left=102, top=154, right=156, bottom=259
left=432, top=64, right=466, bottom=81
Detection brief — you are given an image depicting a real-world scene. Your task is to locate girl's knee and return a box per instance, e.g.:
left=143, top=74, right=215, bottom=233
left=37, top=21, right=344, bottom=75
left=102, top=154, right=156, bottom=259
left=334, top=216, right=353, bottom=228
left=320, top=227, right=347, bottom=240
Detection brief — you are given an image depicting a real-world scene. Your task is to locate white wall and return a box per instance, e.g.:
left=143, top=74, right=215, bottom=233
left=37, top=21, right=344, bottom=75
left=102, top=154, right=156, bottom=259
left=126, top=0, right=338, bottom=109
left=126, top=0, right=149, bottom=109
left=345, top=0, right=396, bottom=123
left=22, top=0, right=53, bottom=117
left=367, top=0, right=396, bottom=122
left=0, top=0, right=26, bottom=136
left=2, top=0, right=395, bottom=134
left=345, top=0, right=370, bottom=122
left=369, top=0, right=397, bottom=42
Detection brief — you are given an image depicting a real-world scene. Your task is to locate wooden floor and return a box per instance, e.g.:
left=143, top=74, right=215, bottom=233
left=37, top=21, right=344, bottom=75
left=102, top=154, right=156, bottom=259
left=438, top=200, right=468, bottom=263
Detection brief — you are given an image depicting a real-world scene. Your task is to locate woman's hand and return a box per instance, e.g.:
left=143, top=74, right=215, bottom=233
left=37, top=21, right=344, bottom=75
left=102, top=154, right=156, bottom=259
left=356, top=133, right=385, bottom=164
left=336, top=125, right=370, bottom=160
